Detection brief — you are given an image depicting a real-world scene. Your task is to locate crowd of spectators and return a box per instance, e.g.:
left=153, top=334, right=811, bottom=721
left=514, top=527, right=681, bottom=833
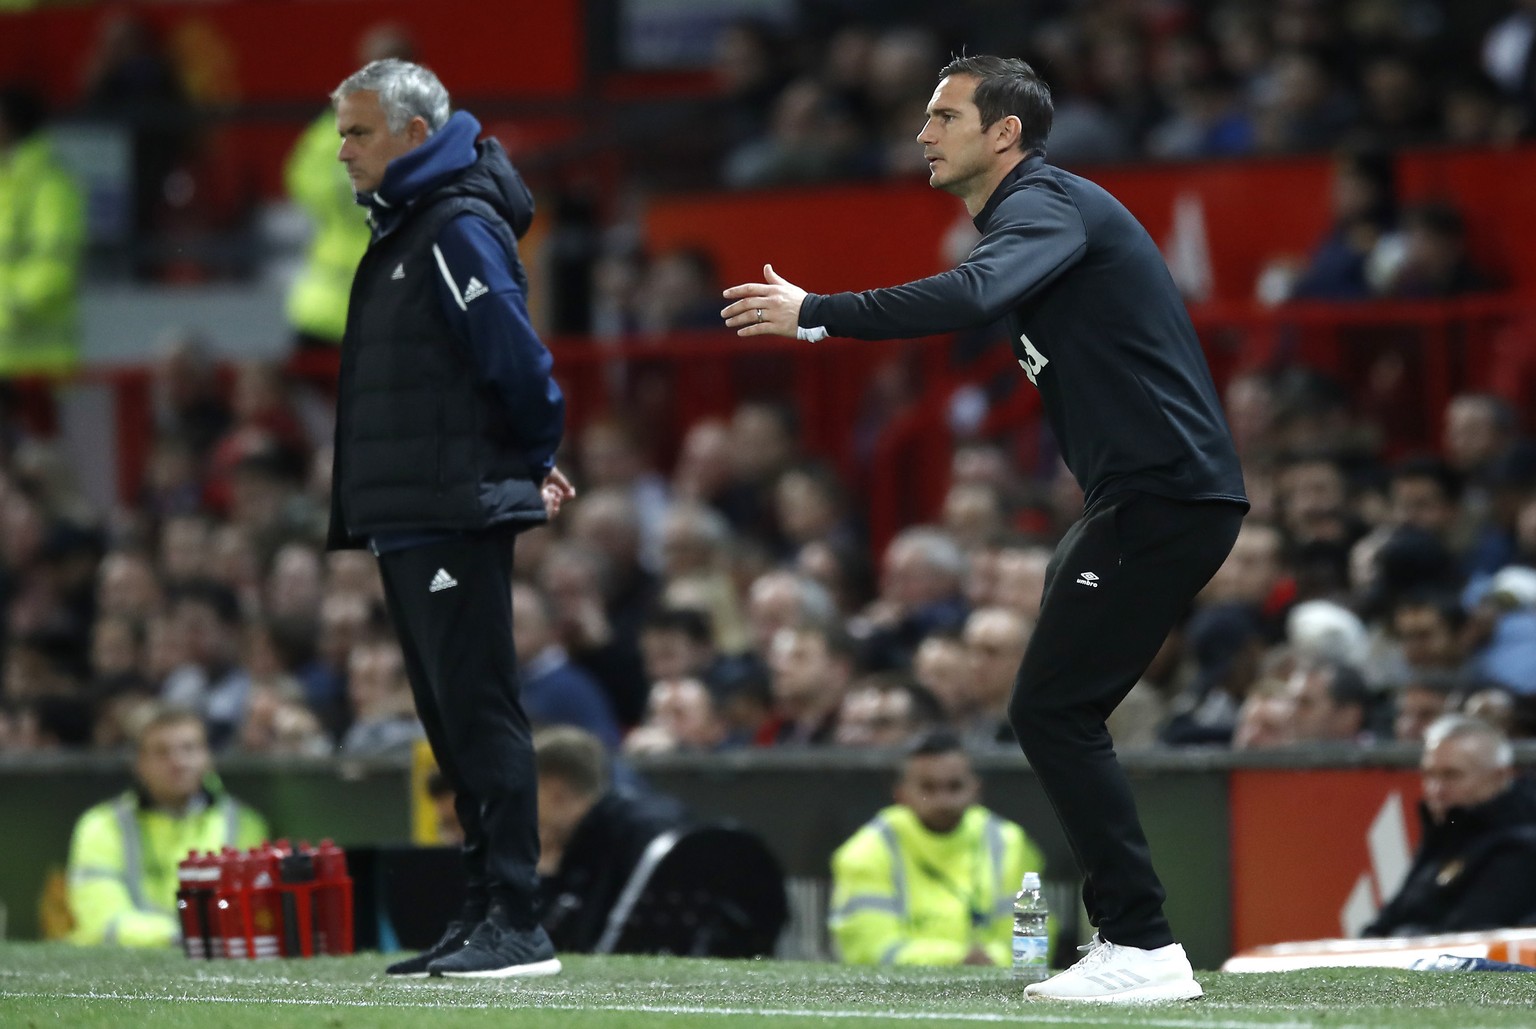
left=3, top=332, right=1535, bottom=760
left=2, top=1, right=1535, bottom=763
left=8, top=2, right=1536, bottom=290
left=1255, top=143, right=1504, bottom=305
left=697, top=0, right=1536, bottom=189
left=551, top=1, right=1531, bottom=334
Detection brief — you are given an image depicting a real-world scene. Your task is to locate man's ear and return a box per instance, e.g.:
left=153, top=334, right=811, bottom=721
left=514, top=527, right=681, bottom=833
left=994, top=115, right=1023, bottom=155
left=407, top=116, right=431, bottom=147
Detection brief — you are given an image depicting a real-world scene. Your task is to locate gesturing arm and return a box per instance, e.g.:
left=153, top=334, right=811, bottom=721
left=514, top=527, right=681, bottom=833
left=722, top=184, right=1086, bottom=341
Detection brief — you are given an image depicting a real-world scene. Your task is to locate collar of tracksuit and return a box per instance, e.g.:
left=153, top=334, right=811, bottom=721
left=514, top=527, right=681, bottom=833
left=356, top=110, right=481, bottom=237
left=972, top=152, right=1047, bottom=231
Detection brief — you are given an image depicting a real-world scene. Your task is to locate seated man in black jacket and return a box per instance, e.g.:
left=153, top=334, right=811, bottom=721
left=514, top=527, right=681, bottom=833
left=1364, top=714, right=1536, bottom=937
left=534, top=726, right=690, bottom=951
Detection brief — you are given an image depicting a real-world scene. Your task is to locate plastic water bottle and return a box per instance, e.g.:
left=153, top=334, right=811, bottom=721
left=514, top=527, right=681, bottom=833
left=1011, top=872, right=1049, bottom=982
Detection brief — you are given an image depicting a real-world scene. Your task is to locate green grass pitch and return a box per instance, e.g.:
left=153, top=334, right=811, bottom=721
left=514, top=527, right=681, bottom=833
left=0, top=943, right=1531, bottom=1028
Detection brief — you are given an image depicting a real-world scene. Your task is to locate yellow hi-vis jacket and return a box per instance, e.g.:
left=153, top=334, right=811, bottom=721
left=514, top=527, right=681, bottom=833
left=66, top=787, right=268, bottom=946
left=283, top=111, right=370, bottom=344
left=0, top=133, right=84, bottom=375
left=829, top=804, right=1046, bottom=966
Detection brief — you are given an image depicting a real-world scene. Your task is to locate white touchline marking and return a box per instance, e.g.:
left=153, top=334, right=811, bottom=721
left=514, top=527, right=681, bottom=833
left=0, top=988, right=1352, bottom=1029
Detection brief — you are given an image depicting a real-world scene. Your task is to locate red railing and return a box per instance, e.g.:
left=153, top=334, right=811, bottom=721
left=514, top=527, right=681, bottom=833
left=27, top=295, right=1536, bottom=556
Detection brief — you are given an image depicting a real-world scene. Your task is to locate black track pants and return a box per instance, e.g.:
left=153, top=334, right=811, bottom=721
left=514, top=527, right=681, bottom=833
left=376, top=531, right=539, bottom=925
left=1007, top=491, right=1244, bottom=949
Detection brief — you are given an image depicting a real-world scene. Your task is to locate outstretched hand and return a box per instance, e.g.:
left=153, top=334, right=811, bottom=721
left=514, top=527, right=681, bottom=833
left=720, top=264, right=807, bottom=337
left=541, top=466, right=576, bottom=518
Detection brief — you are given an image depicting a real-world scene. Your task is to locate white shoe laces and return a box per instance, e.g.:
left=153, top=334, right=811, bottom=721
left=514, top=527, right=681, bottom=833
left=1067, top=933, right=1117, bottom=973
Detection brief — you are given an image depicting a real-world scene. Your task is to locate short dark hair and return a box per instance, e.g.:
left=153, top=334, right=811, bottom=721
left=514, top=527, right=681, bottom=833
left=905, top=727, right=966, bottom=761
left=1315, top=661, right=1370, bottom=710
left=710, top=660, right=772, bottom=707
left=852, top=672, right=946, bottom=729
left=1391, top=454, right=1463, bottom=503
left=534, top=726, right=608, bottom=797
left=169, top=579, right=242, bottom=627
left=1391, top=591, right=1467, bottom=633
left=790, top=618, right=860, bottom=666
left=643, top=606, right=714, bottom=646
left=937, top=55, right=1053, bottom=155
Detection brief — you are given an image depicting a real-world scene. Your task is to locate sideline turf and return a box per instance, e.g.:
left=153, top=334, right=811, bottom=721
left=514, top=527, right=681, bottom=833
left=0, top=943, right=1530, bottom=1028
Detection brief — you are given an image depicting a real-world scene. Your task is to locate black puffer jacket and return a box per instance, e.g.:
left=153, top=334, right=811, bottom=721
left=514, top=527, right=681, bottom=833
left=1363, top=776, right=1536, bottom=937
left=328, top=120, right=555, bottom=549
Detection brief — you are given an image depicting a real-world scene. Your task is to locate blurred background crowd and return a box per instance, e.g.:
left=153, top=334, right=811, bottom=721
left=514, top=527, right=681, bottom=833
left=3, top=0, right=1536, bottom=763
left=2, top=1, right=1535, bottom=292
left=5, top=366, right=1536, bottom=758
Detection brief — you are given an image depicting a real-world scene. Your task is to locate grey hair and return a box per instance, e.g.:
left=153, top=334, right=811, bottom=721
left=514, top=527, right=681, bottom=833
left=331, top=58, right=450, bottom=134
left=750, top=569, right=837, bottom=627
left=889, top=527, right=968, bottom=581
left=1423, top=714, right=1513, bottom=768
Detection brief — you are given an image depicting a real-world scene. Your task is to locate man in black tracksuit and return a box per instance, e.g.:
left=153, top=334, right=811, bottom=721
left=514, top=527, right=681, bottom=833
left=724, top=55, right=1246, bottom=1002
left=328, top=59, right=574, bottom=979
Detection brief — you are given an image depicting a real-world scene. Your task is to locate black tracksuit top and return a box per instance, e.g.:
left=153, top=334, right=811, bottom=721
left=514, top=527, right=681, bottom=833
left=799, top=154, right=1248, bottom=511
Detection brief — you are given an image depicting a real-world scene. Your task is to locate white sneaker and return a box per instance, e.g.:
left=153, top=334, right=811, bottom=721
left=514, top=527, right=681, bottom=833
left=1024, top=933, right=1203, bottom=1003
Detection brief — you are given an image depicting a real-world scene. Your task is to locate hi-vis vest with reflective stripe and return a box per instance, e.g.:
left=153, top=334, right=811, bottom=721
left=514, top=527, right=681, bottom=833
left=828, top=804, right=1044, bottom=967
left=283, top=111, right=370, bottom=343
left=0, top=133, right=84, bottom=375
left=66, top=789, right=267, bottom=947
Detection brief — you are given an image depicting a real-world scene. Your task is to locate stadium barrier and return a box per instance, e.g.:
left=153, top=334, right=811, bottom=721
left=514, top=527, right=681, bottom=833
left=7, top=745, right=1535, bottom=968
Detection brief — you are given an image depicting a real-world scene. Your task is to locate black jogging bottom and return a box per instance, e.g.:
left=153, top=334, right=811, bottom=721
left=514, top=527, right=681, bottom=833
left=376, top=529, right=540, bottom=928
left=1007, top=490, right=1245, bottom=950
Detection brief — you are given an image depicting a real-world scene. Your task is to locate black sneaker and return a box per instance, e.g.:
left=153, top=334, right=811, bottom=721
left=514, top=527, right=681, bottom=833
left=427, top=906, right=561, bottom=979
left=385, top=913, right=480, bottom=978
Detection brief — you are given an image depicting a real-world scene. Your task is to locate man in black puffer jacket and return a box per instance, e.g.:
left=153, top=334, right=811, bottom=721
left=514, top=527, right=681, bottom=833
left=327, top=58, right=575, bottom=979
left=1365, top=714, right=1536, bottom=937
